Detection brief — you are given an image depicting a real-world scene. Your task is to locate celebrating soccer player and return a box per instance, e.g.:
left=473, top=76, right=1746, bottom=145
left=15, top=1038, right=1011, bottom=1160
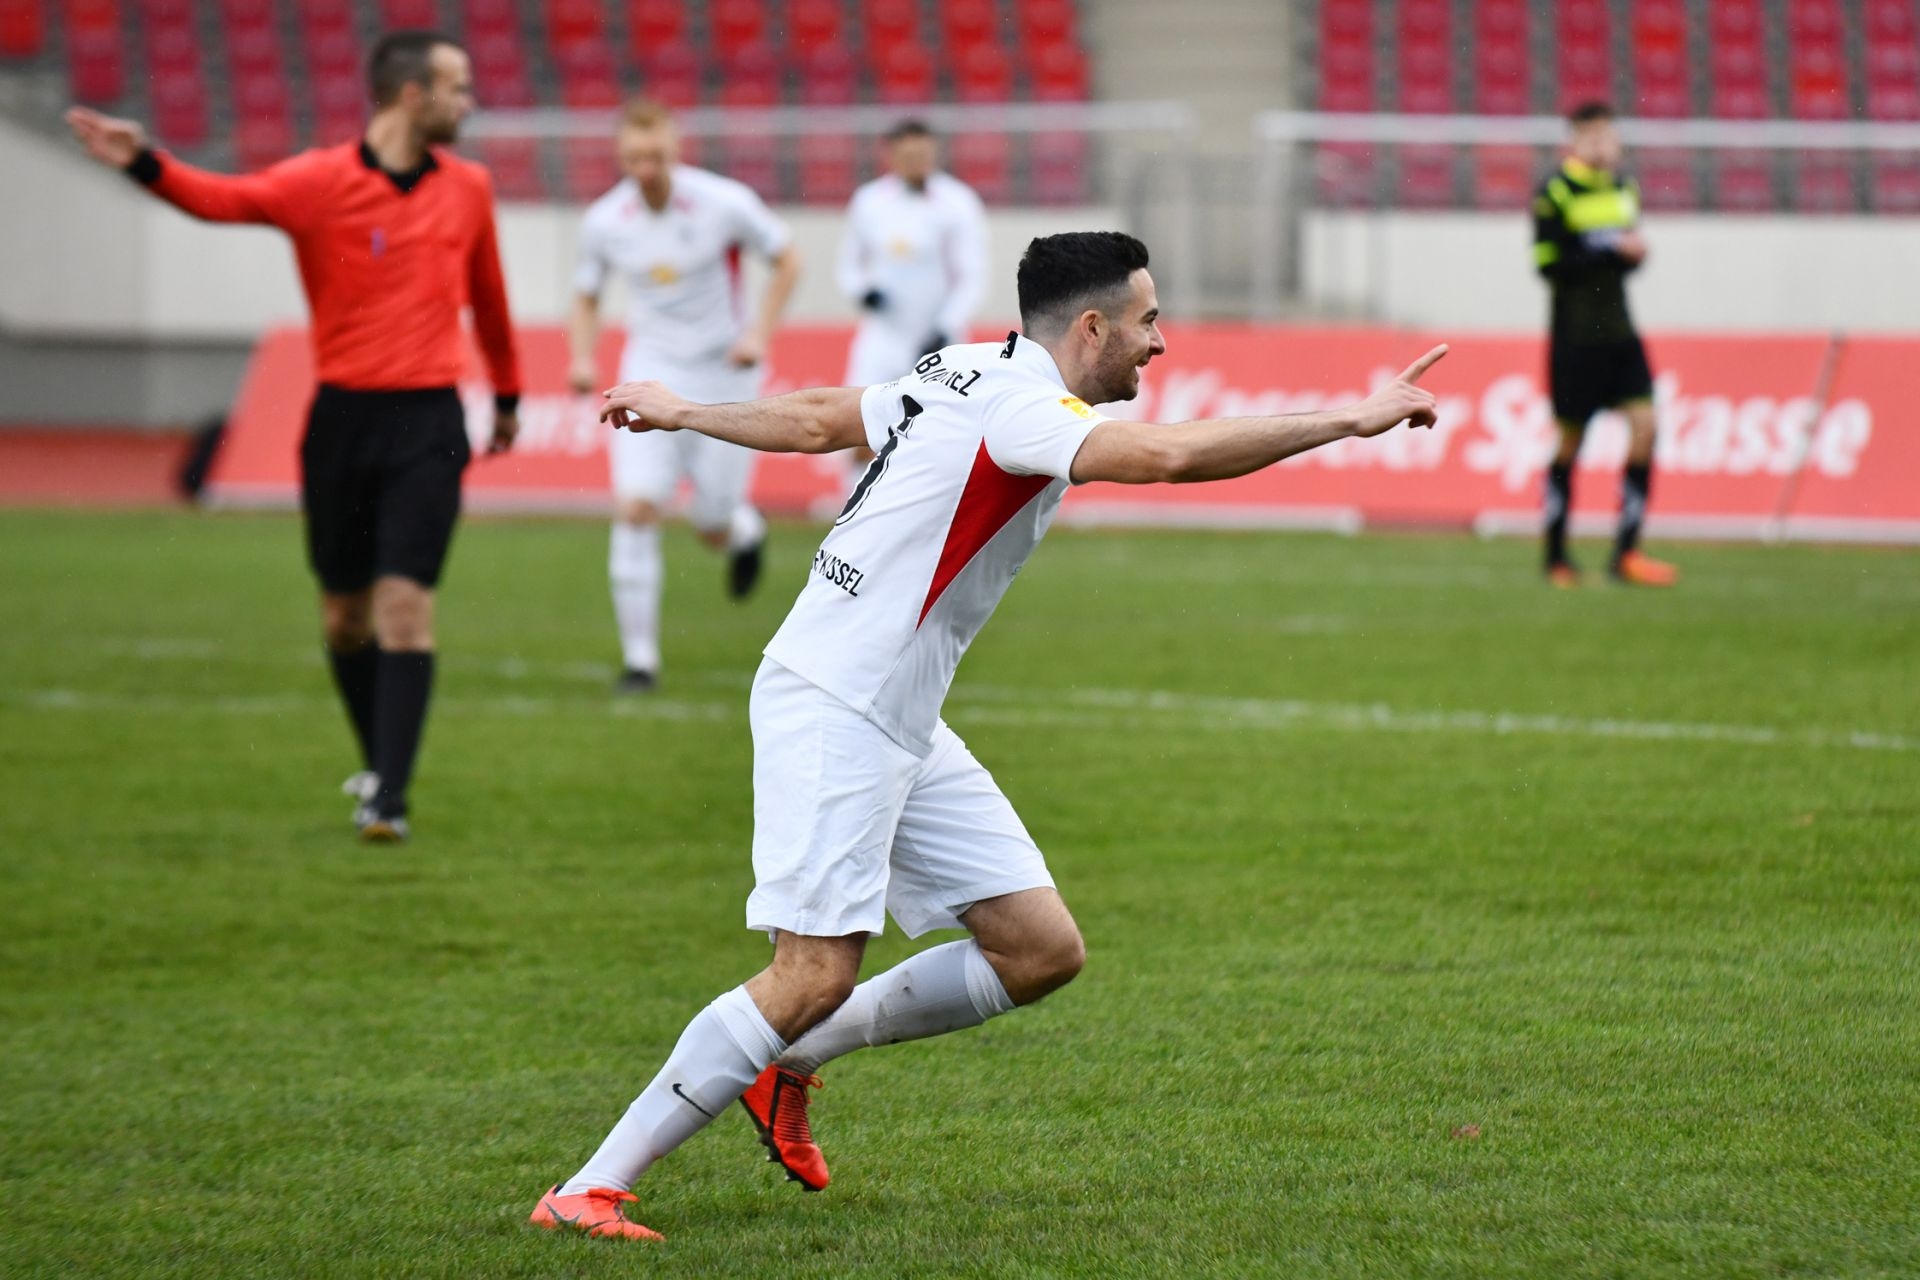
left=529, top=231, right=1446, bottom=1241
left=569, top=100, right=802, bottom=694
left=66, top=31, right=522, bottom=841
left=1532, top=101, right=1677, bottom=587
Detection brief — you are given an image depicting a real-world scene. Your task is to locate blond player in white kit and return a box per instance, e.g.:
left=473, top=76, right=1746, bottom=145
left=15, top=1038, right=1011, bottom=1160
left=531, top=232, right=1447, bottom=1241
left=570, top=100, right=802, bottom=692
left=837, top=120, right=989, bottom=386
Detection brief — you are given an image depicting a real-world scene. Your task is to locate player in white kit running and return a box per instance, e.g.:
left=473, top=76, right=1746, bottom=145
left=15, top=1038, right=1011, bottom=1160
left=570, top=100, right=802, bottom=692
left=838, top=120, right=989, bottom=387
left=531, top=232, right=1448, bottom=1241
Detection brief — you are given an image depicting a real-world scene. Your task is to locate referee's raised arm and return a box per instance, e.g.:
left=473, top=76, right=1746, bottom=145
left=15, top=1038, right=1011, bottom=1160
left=64, top=31, right=524, bottom=843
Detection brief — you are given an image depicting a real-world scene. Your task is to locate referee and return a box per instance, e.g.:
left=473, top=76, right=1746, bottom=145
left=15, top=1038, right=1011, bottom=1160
left=1532, top=101, right=1676, bottom=588
left=67, top=31, right=523, bottom=841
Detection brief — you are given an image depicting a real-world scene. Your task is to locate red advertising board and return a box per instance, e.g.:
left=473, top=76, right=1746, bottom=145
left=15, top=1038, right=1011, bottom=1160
left=208, top=324, right=1920, bottom=542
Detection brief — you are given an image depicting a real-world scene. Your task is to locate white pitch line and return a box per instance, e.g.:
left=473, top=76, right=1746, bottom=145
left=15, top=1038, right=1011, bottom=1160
left=5, top=682, right=1914, bottom=755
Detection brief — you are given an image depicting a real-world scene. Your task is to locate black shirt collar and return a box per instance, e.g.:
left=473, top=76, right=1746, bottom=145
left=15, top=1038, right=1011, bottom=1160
left=359, top=140, right=439, bottom=194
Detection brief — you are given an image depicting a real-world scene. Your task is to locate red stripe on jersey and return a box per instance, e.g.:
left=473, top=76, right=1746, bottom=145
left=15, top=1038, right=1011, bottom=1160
left=917, top=442, right=1051, bottom=628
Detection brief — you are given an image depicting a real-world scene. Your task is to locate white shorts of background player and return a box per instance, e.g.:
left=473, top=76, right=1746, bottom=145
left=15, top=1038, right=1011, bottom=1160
left=609, top=360, right=763, bottom=532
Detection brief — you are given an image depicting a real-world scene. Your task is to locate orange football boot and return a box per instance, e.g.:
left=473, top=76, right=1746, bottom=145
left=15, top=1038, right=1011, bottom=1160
left=739, top=1065, right=829, bottom=1190
left=1612, top=550, right=1678, bottom=586
left=1546, top=563, right=1581, bottom=589
left=528, top=1185, right=664, bottom=1241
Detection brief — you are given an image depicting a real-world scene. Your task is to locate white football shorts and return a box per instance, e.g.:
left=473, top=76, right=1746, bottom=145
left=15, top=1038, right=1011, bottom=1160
left=609, top=356, right=762, bottom=531
left=746, top=658, right=1054, bottom=939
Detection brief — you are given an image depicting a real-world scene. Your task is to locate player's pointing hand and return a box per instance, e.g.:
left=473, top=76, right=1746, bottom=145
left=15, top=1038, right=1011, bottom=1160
left=1350, top=343, right=1448, bottom=438
left=601, top=380, right=690, bottom=432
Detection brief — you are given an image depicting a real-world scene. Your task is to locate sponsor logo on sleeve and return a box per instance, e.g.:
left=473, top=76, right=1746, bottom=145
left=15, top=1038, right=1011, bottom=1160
left=1059, top=397, right=1097, bottom=420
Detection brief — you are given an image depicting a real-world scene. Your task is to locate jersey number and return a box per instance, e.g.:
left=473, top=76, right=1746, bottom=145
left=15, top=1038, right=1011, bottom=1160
left=835, top=395, right=922, bottom=526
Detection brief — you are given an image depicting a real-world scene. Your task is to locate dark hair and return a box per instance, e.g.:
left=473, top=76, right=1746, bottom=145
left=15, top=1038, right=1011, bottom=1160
left=886, top=118, right=934, bottom=142
left=370, top=30, right=459, bottom=107
left=1017, top=231, right=1151, bottom=335
left=1568, top=100, right=1616, bottom=126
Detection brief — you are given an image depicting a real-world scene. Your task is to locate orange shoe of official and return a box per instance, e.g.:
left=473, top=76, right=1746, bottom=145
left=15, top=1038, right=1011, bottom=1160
left=1546, top=562, right=1582, bottom=589
left=528, top=1184, right=664, bottom=1241
left=1612, top=551, right=1678, bottom=587
left=739, top=1066, right=830, bottom=1191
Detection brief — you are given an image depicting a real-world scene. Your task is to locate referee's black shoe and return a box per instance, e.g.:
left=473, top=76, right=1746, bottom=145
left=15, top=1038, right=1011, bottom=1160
left=615, top=667, right=657, bottom=695
left=728, top=536, right=766, bottom=600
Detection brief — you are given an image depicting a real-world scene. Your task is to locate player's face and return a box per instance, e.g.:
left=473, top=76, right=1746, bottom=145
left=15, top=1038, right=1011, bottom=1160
left=889, top=136, right=937, bottom=186
left=1571, top=119, right=1622, bottom=171
left=417, top=45, right=474, bottom=144
left=618, top=125, right=680, bottom=189
left=1091, top=269, right=1166, bottom=403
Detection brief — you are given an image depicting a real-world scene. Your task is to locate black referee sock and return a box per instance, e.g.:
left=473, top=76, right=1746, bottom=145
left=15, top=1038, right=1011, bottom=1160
left=1614, top=461, right=1653, bottom=563
left=1544, top=461, right=1575, bottom=567
left=371, top=651, right=434, bottom=818
left=326, top=642, right=380, bottom=770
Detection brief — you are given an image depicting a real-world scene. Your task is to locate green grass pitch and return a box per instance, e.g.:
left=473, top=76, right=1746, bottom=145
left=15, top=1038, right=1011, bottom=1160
left=2, top=509, right=1916, bottom=1278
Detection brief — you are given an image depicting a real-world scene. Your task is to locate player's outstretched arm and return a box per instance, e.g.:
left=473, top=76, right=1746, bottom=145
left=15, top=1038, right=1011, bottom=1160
left=1070, top=345, right=1447, bottom=485
left=602, top=382, right=868, bottom=454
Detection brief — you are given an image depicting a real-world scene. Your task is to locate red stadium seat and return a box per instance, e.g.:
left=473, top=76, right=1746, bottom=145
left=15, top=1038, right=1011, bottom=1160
left=1322, top=0, right=1369, bottom=44
left=1632, top=0, right=1687, bottom=51
left=1866, top=78, right=1920, bottom=121
left=311, top=72, right=366, bottom=145
left=1634, top=149, right=1699, bottom=210
left=1790, top=40, right=1850, bottom=120
left=306, top=30, right=362, bottom=81
left=235, top=114, right=297, bottom=171
left=1870, top=156, right=1920, bottom=210
left=940, top=0, right=1002, bottom=52
left=146, top=23, right=198, bottom=73
left=1714, top=156, right=1776, bottom=210
left=953, top=43, right=1013, bottom=102
left=876, top=43, right=936, bottom=104
left=0, top=0, right=46, bottom=59
left=949, top=131, right=1011, bottom=203
left=1472, top=146, right=1538, bottom=210
left=1397, top=146, right=1456, bottom=206
left=1557, top=42, right=1614, bottom=113
left=1793, top=155, right=1856, bottom=212
left=1319, top=40, right=1373, bottom=112
left=797, top=134, right=859, bottom=202
left=1028, top=40, right=1088, bottom=100
left=553, top=38, right=623, bottom=107
left=562, top=136, right=617, bottom=200
left=787, top=0, right=842, bottom=52
left=1315, top=142, right=1377, bottom=207
left=1015, top=0, right=1076, bottom=46
left=719, top=77, right=781, bottom=196
left=225, top=26, right=281, bottom=77
left=379, top=0, right=443, bottom=29
left=796, top=44, right=858, bottom=104
left=719, top=40, right=783, bottom=93
left=548, top=0, right=605, bottom=45
left=628, top=0, right=687, bottom=49
left=150, top=69, right=209, bottom=148
left=475, top=137, right=544, bottom=199
left=710, top=0, right=766, bottom=56
left=65, top=0, right=120, bottom=34
left=637, top=40, right=703, bottom=106
left=1029, top=131, right=1087, bottom=206
left=862, top=0, right=919, bottom=54
left=1474, top=41, right=1530, bottom=115
left=1868, top=0, right=1916, bottom=40
left=66, top=28, right=124, bottom=103
left=461, top=0, right=520, bottom=38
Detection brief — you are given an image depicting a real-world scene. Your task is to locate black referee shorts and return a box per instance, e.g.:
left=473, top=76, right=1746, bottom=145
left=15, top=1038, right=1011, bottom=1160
left=1549, top=336, right=1655, bottom=429
left=300, top=385, right=471, bottom=594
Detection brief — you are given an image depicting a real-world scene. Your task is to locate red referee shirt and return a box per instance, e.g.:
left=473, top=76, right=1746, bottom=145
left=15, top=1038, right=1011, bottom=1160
left=132, top=141, right=520, bottom=401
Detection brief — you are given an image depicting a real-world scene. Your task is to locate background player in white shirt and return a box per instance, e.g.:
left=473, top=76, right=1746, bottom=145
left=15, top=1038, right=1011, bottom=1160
left=837, top=120, right=989, bottom=387
left=531, top=232, right=1445, bottom=1240
left=570, top=100, right=802, bottom=692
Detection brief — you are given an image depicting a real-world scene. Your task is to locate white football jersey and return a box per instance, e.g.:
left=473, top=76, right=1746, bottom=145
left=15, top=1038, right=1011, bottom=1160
left=575, top=165, right=791, bottom=378
left=763, top=333, right=1104, bottom=754
left=836, top=172, right=988, bottom=349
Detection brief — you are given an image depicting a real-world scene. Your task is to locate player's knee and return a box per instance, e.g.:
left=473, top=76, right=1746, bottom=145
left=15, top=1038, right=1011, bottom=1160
left=693, top=524, right=728, bottom=550
left=616, top=499, right=661, bottom=526
left=1000, top=924, right=1085, bottom=1007
left=320, top=596, right=373, bottom=651
left=372, top=578, right=435, bottom=651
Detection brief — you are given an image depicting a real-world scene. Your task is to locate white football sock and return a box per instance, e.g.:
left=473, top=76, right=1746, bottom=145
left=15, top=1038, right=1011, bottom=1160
left=776, top=940, right=1015, bottom=1077
left=609, top=521, right=662, bottom=674
left=560, top=985, right=785, bottom=1195
left=727, top=504, right=767, bottom=552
